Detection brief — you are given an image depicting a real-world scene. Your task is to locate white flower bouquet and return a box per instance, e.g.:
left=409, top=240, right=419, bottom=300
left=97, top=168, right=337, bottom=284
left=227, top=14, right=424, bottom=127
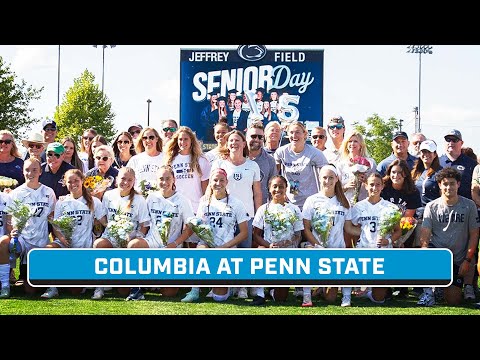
left=157, top=211, right=174, bottom=246
left=106, top=208, right=134, bottom=248
left=0, top=176, right=18, bottom=192
left=186, top=216, right=216, bottom=248
left=6, top=199, right=34, bottom=258
left=311, top=207, right=334, bottom=248
left=49, top=213, right=77, bottom=247
left=264, top=203, right=299, bottom=247
left=377, top=206, right=402, bottom=248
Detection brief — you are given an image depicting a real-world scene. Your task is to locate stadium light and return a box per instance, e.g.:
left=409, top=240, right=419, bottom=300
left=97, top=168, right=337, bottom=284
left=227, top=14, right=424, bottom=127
left=147, top=99, right=152, bottom=127
left=93, top=45, right=116, bottom=93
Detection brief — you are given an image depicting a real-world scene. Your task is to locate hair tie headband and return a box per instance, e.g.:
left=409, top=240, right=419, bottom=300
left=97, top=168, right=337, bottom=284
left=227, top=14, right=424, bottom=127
left=211, top=168, right=228, bottom=178
left=321, top=164, right=338, bottom=176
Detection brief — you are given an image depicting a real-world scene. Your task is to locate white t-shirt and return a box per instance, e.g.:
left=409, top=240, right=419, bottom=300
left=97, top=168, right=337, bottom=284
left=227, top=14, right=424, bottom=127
left=351, top=198, right=399, bottom=248
left=53, top=195, right=106, bottom=248
left=169, top=153, right=211, bottom=212
left=302, top=193, right=352, bottom=248
left=126, top=151, right=164, bottom=191
left=101, top=189, right=150, bottom=247
left=196, top=194, right=249, bottom=247
left=336, top=156, right=377, bottom=205
left=9, top=184, right=56, bottom=247
left=211, top=158, right=261, bottom=218
left=145, top=191, right=194, bottom=248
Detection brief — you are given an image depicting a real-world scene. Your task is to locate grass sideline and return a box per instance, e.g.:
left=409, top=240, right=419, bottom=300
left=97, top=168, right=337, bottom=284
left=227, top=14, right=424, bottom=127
left=1, top=286, right=479, bottom=315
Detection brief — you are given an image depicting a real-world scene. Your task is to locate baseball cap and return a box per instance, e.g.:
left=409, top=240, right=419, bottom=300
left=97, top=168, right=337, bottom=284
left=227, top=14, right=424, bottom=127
left=328, top=116, right=345, bottom=125
left=444, top=129, right=462, bottom=141
left=42, top=119, right=57, bottom=130
left=392, top=131, right=408, bottom=141
left=419, top=139, right=437, bottom=153
left=128, top=124, right=143, bottom=133
left=46, top=142, right=65, bottom=154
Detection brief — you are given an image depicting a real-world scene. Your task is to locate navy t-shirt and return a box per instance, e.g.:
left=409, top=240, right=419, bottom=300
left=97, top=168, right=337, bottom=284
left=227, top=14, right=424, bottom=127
left=0, top=157, right=25, bottom=186
left=381, top=185, right=422, bottom=216
left=439, top=153, right=476, bottom=199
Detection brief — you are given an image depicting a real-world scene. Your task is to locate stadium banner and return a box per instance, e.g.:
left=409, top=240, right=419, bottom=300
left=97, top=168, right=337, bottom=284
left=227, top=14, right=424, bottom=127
left=180, top=45, right=324, bottom=149
left=28, top=248, right=452, bottom=287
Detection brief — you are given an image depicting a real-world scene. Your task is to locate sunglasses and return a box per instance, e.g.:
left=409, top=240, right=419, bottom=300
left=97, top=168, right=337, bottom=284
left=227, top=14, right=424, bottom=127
left=130, top=130, right=141, bottom=135
left=412, top=141, right=421, bottom=145
left=250, top=134, right=264, bottom=140
left=163, top=127, right=177, bottom=133
left=117, top=140, right=131, bottom=145
left=328, top=124, right=344, bottom=130
left=0, top=139, right=13, bottom=145
left=142, top=135, right=156, bottom=141
left=445, top=137, right=460, bottom=143
left=312, top=135, right=326, bottom=140
left=44, top=128, right=57, bottom=132
left=95, top=156, right=110, bottom=161
left=47, top=152, right=61, bottom=158
left=83, top=136, right=94, bottom=141
left=28, top=143, right=43, bottom=149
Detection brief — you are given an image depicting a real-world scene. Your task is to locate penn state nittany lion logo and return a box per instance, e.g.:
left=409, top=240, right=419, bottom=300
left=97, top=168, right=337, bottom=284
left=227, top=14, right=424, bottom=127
left=233, top=173, right=242, bottom=181
left=237, top=45, right=267, bottom=62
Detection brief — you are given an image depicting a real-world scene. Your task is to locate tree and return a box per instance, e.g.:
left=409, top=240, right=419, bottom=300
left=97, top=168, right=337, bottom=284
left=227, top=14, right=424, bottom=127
left=0, top=56, right=43, bottom=139
left=54, top=69, right=116, bottom=143
left=353, top=113, right=400, bottom=165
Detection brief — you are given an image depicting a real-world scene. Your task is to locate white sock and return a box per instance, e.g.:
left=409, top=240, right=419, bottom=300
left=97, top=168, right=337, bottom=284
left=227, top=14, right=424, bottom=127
left=342, top=287, right=352, bottom=296
left=0, top=264, right=10, bottom=289
left=190, top=287, right=200, bottom=295
left=423, top=287, right=433, bottom=296
left=303, top=287, right=312, bottom=295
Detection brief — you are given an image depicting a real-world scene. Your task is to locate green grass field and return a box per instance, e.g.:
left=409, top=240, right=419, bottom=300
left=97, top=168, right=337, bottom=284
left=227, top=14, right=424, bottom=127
left=1, top=285, right=479, bottom=315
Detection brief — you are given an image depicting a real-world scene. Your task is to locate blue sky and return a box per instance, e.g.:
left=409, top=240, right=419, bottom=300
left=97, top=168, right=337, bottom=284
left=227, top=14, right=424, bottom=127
left=1, top=44, right=479, bottom=155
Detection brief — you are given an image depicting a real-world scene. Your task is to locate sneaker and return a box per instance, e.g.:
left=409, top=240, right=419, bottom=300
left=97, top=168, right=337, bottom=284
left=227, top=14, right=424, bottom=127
left=206, top=289, right=213, bottom=298
left=181, top=291, right=199, bottom=303
left=341, top=295, right=351, bottom=307
left=434, top=287, right=445, bottom=303
left=293, top=288, right=304, bottom=298
left=237, top=287, right=248, bottom=299
left=367, top=290, right=385, bottom=304
left=0, top=287, right=10, bottom=299
left=301, top=293, right=313, bottom=307
left=91, top=287, right=104, bottom=300
left=464, top=285, right=476, bottom=301
left=250, top=296, right=266, bottom=306
left=417, top=292, right=435, bottom=307
left=40, top=287, right=59, bottom=299
left=126, top=287, right=145, bottom=301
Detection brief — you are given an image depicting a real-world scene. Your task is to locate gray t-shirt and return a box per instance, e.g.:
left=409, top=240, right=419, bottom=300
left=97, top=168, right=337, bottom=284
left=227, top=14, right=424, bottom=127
left=274, top=143, right=328, bottom=210
left=251, top=148, right=278, bottom=205
left=423, top=196, right=479, bottom=265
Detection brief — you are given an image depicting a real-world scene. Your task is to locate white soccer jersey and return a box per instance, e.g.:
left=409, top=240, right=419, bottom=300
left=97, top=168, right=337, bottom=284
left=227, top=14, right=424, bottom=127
left=350, top=198, right=399, bottom=248
left=54, top=195, right=107, bottom=248
left=0, top=192, right=11, bottom=237
left=253, top=202, right=304, bottom=245
left=101, top=189, right=150, bottom=247
left=169, top=154, right=211, bottom=212
left=145, top=191, right=194, bottom=248
left=302, top=194, right=352, bottom=248
left=9, top=184, right=56, bottom=247
left=126, top=151, right=164, bottom=192
left=196, top=194, right=249, bottom=247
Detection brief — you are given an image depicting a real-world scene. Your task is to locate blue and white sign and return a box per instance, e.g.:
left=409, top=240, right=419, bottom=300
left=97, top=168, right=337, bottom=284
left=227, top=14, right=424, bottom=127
left=180, top=46, right=324, bottom=148
left=28, top=248, right=452, bottom=287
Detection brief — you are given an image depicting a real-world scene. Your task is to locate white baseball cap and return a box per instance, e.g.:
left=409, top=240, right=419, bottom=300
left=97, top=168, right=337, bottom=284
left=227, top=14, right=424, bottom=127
left=419, top=139, right=437, bottom=153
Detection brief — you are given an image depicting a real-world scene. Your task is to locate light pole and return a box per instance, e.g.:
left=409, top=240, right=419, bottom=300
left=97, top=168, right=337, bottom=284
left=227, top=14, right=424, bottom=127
left=93, top=45, right=116, bottom=93
left=147, top=99, right=152, bottom=127
left=57, top=45, right=61, bottom=108
left=407, top=45, right=433, bottom=132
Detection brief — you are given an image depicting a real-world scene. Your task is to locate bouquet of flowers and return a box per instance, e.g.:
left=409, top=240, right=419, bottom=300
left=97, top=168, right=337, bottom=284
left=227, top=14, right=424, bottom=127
left=311, top=207, right=334, bottom=248
left=0, top=176, right=18, bottom=192
left=6, top=199, right=34, bottom=259
left=349, top=156, right=371, bottom=205
left=377, top=206, right=402, bottom=248
left=186, top=216, right=216, bottom=248
left=156, top=211, right=174, bottom=246
left=106, top=207, right=134, bottom=248
left=49, top=213, right=77, bottom=247
left=397, top=216, right=418, bottom=245
left=264, top=203, right=299, bottom=247
left=139, top=179, right=159, bottom=199
left=83, top=175, right=114, bottom=195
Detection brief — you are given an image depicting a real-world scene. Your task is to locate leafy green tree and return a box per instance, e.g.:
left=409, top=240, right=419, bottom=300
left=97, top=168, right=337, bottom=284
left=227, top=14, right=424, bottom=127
left=353, top=113, right=400, bottom=164
left=0, top=56, right=43, bottom=139
left=54, top=69, right=116, bottom=143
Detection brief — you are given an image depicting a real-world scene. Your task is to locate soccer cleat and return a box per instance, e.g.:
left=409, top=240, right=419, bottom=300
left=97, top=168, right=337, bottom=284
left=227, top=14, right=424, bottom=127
left=250, top=296, right=266, bottom=306
left=125, top=287, right=145, bottom=301
left=341, top=295, right=352, bottom=307
left=181, top=291, right=200, bottom=303
left=91, top=287, right=104, bottom=300
left=417, top=292, right=435, bottom=307
left=40, top=287, right=59, bottom=299
left=237, top=287, right=248, bottom=299
left=464, top=285, right=476, bottom=301
left=0, top=287, right=10, bottom=299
